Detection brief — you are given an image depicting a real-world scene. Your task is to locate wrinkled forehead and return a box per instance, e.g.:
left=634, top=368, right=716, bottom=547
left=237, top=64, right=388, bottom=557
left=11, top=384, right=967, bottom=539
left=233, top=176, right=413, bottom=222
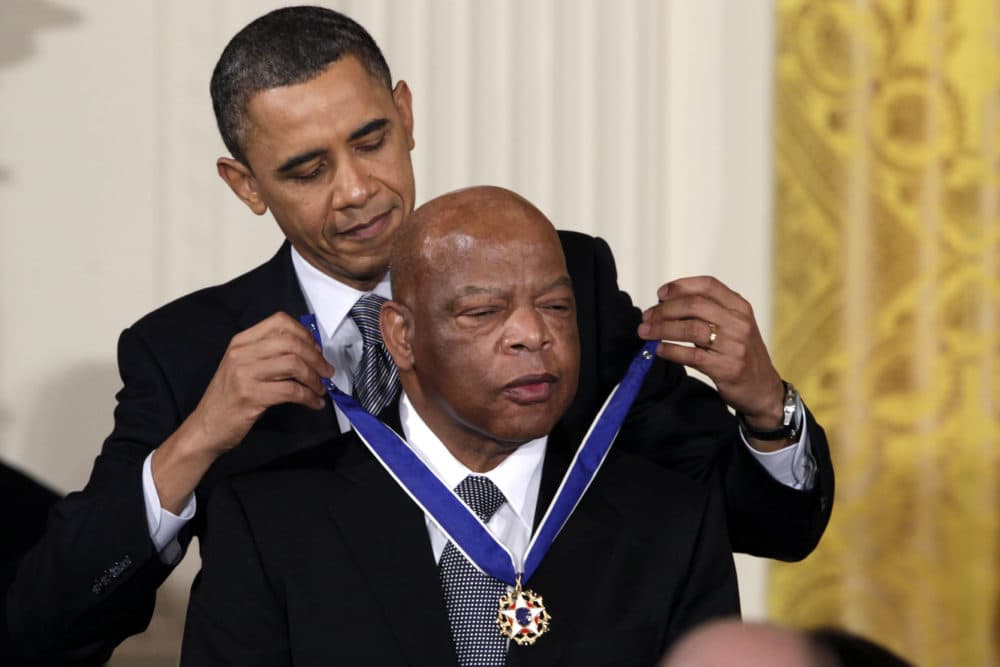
left=427, top=211, right=558, bottom=259
left=415, top=224, right=565, bottom=297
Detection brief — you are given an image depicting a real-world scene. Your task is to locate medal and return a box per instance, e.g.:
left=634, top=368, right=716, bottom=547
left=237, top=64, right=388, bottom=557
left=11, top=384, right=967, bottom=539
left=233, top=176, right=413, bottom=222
left=301, top=314, right=657, bottom=647
left=497, top=575, right=551, bottom=645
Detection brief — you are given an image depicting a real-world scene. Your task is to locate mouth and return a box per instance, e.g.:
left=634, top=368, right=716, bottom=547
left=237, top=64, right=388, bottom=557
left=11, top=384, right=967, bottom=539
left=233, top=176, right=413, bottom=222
left=338, top=208, right=394, bottom=241
left=503, top=373, right=557, bottom=405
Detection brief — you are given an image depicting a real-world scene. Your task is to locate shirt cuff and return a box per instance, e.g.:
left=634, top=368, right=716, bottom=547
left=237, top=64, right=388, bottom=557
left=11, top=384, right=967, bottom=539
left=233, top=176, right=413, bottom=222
left=740, top=412, right=817, bottom=491
left=142, top=451, right=196, bottom=564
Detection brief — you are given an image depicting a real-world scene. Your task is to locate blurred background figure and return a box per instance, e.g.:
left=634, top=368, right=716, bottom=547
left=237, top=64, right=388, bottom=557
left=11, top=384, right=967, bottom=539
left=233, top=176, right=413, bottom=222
left=661, top=619, right=827, bottom=667
left=661, top=619, right=914, bottom=667
left=810, top=628, right=915, bottom=667
left=0, top=461, right=59, bottom=661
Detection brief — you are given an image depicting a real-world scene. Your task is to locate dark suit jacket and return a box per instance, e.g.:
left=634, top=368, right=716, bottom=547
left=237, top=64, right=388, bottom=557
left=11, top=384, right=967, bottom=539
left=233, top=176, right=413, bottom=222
left=6, top=234, right=832, bottom=665
left=180, top=420, right=741, bottom=666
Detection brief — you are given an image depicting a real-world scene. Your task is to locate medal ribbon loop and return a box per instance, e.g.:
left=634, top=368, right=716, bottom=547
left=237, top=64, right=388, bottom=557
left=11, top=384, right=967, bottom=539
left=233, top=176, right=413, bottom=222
left=301, top=313, right=658, bottom=586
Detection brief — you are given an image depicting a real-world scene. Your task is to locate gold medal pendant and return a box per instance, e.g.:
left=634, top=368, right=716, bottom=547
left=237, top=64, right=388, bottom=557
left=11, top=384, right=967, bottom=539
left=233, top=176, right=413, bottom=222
left=497, top=576, right=551, bottom=646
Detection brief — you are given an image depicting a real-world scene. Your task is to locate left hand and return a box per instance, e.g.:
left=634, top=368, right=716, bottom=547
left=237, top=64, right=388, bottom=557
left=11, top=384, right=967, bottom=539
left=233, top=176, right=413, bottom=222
left=638, top=276, right=784, bottom=429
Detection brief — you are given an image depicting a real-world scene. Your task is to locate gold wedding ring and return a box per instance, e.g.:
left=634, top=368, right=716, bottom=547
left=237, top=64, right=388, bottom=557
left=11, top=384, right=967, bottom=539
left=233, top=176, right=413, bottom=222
left=707, top=322, right=718, bottom=346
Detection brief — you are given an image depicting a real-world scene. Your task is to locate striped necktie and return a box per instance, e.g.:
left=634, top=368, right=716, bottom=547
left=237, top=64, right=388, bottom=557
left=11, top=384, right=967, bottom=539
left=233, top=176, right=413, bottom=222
left=348, top=293, right=399, bottom=416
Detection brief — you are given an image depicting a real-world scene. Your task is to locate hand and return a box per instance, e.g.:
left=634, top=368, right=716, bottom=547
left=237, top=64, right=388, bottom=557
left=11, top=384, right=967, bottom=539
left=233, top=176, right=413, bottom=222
left=152, top=312, right=334, bottom=512
left=638, top=276, right=785, bottom=430
left=188, top=311, right=335, bottom=455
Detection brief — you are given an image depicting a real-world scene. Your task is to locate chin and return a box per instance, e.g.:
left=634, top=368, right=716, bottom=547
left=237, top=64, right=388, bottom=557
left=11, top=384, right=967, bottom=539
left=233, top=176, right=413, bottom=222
left=491, top=417, right=560, bottom=445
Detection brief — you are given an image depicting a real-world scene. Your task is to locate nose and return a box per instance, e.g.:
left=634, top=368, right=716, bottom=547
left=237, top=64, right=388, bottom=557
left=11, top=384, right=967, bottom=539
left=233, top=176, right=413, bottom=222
left=501, top=306, right=551, bottom=354
left=331, top=156, right=375, bottom=209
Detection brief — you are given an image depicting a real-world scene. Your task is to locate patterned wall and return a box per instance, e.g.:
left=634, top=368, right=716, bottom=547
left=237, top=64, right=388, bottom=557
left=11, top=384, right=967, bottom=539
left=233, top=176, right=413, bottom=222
left=770, top=1, right=1000, bottom=664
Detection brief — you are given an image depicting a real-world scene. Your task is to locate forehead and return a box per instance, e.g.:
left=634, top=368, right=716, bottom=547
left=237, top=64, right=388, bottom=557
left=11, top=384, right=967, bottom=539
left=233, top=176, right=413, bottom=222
left=243, top=57, right=395, bottom=159
left=421, top=225, right=567, bottom=293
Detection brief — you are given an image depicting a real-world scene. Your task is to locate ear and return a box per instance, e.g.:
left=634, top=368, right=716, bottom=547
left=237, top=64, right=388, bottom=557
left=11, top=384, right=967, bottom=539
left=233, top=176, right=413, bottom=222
left=392, top=80, right=416, bottom=150
left=381, top=300, right=415, bottom=372
left=217, top=157, right=268, bottom=216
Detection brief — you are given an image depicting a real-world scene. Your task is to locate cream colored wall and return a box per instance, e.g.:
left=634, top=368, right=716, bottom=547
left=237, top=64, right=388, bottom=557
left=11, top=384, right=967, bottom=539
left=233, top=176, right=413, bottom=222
left=0, top=1, right=775, bottom=663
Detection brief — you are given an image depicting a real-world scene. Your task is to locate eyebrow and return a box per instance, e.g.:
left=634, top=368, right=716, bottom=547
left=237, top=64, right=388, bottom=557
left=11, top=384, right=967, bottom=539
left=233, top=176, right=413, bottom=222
left=348, top=118, right=389, bottom=142
left=274, top=118, right=390, bottom=174
left=454, top=285, right=506, bottom=298
left=543, top=276, right=574, bottom=292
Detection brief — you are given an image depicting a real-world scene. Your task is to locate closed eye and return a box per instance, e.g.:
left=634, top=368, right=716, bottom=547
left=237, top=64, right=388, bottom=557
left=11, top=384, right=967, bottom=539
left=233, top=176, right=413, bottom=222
left=357, top=133, right=387, bottom=153
left=539, top=299, right=573, bottom=313
left=462, top=308, right=498, bottom=318
left=292, top=164, right=325, bottom=182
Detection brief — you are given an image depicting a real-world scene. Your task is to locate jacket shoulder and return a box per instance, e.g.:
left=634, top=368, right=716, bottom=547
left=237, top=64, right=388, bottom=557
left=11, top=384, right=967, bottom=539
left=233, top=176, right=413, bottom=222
left=129, top=244, right=292, bottom=336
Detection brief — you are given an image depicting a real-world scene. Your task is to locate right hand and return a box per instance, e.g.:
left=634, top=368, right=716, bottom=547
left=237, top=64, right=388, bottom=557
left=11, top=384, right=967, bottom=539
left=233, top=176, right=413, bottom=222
left=188, top=311, right=334, bottom=456
left=152, top=312, right=334, bottom=513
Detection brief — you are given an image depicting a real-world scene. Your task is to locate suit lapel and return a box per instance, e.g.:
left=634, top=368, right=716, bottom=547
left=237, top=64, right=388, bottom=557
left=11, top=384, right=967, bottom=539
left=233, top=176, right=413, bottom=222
left=509, top=423, right=625, bottom=666
left=325, top=419, right=459, bottom=667
left=235, top=241, right=311, bottom=329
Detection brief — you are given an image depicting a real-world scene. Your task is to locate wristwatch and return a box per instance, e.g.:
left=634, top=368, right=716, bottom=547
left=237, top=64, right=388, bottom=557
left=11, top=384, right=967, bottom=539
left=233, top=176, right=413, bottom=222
left=737, top=381, right=802, bottom=441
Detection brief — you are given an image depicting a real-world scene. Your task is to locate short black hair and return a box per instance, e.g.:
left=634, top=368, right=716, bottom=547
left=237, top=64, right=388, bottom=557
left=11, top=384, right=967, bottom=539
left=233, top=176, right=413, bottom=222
left=210, top=5, right=393, bottom=165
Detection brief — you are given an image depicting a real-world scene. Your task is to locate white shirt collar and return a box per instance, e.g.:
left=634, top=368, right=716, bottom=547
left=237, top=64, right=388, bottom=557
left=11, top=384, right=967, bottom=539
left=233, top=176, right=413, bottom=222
left=399, top=392, right=546, bottom=532
left=289, top=245, right=392, bottom=343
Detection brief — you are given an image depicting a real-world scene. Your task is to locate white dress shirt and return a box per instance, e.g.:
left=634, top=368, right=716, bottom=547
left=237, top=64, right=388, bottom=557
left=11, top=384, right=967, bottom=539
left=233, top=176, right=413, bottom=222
left=399, top=393, right=544, bottom=566
left=141, top=245, right=813, bottom=561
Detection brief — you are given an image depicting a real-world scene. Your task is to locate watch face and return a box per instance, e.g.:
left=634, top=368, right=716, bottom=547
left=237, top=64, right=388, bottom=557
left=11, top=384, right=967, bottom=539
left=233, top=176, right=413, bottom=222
left=782, top=382, right=798, bottom=424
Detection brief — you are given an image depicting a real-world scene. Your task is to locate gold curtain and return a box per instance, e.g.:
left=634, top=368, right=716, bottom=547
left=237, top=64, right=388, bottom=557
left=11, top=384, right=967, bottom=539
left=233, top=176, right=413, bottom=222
left=770, top=1, right=1000, bottom=665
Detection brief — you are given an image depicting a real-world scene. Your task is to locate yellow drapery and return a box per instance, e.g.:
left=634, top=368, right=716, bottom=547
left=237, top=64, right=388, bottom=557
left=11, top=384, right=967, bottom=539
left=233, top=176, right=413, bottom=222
left=770, top=1, right=1000, bottom=665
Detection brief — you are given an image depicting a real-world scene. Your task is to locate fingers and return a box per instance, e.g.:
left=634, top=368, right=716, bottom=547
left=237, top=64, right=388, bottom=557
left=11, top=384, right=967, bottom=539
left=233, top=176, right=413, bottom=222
left=232, top=312, right=327, bottom=355
left=221, top=350, right=329, bottom=406
left=219, top=317, right=333, bottom=407
left=638, top=276, right=784, bottom=418
left=643, top=316, right=732, bottom=351
left=637, top=274, right=756, bottom=379
left=230, top=312, right=334, bottom=374
left=228, top=333, right=332, bottom=382
left=653, top=338, right=744, bottom=378
left=655, top=276, right=751, bottom=315
left=640, top=277, right=754, bottom=349
left=188, top=312, right=342, bottom=456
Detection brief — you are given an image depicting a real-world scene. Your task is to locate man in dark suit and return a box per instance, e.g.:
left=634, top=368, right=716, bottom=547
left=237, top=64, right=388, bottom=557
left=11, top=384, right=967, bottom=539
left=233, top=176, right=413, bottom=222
left=6, top=6, right=831, bottom=665
left=181, top=185, right=741, bottom=666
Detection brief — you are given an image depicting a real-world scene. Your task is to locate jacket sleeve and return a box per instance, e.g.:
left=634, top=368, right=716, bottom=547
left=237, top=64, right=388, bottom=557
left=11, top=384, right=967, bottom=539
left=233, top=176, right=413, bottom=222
left=5, top=326, right=187, bottom=665
left=566, top=231, right=834, bottom=561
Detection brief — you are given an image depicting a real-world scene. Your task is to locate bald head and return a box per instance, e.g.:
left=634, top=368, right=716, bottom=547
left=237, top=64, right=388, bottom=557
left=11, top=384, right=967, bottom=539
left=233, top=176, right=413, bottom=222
left=661, top=620, right=836, bottom=667
left=389, top=186, right=562, bottom=306
left=379, top=185, right=579, bottom=472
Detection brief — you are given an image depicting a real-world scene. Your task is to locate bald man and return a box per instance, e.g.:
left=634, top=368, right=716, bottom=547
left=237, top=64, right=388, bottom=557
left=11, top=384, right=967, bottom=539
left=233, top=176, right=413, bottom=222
left=180, top=187, right=740, bottom=667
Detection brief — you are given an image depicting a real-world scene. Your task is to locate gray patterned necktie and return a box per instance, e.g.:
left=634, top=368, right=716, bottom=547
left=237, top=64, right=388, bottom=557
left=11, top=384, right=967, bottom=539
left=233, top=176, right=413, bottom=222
left=440, top=475, right=509, bottom=666
left=348, top=293, right=399, bottom=415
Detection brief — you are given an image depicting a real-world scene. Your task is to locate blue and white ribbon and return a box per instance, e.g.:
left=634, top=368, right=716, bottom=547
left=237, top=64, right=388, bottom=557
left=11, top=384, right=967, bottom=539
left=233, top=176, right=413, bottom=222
left=301, top=313, right=657, bottom=586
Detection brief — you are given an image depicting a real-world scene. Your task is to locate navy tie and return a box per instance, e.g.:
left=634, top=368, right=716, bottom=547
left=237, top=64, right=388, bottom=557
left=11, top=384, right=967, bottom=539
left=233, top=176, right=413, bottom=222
left=439, top=475, right=509, bottom=666
left=348, top=293, right=399, bottom=416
